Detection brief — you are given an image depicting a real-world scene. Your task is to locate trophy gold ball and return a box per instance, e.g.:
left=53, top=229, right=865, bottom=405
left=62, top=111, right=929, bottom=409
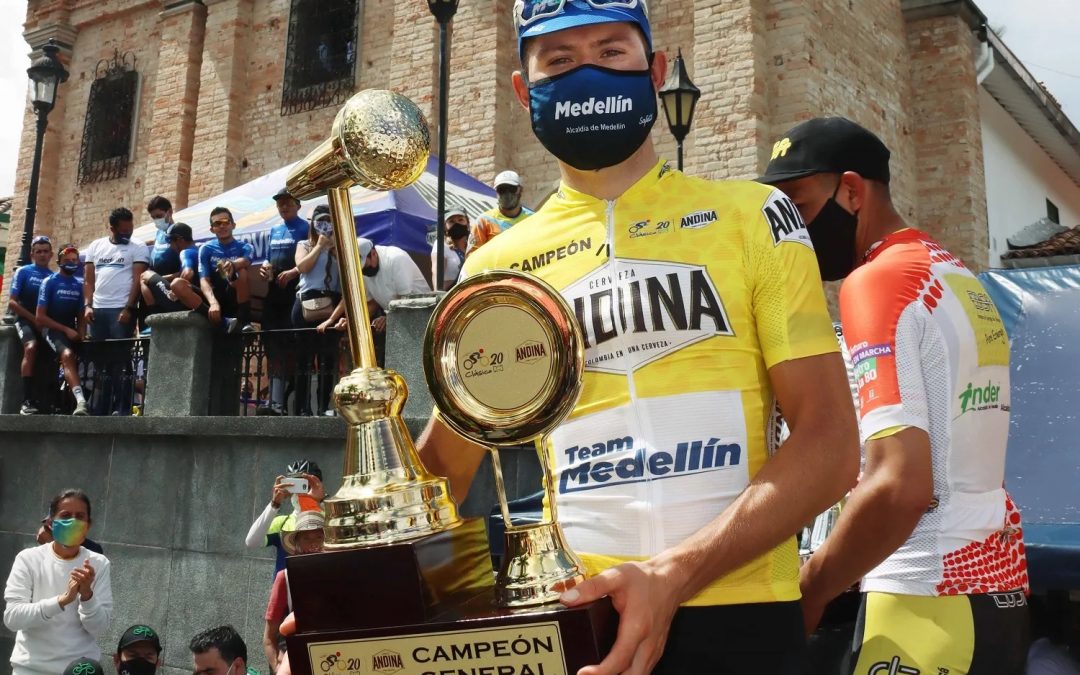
left=286, top=89, right=431, bottom=200
left=284, top=88, right=459, bottom=550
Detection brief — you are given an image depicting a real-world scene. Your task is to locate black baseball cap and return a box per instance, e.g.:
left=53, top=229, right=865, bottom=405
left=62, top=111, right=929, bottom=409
left=312, top=204, right=331, bottom=218
left=757, top=117, right=891, bottom=185
left=273, top=187, right=297, bottom=202
left=62, top=657, right=104, bottom=675
left=287, top=459, right=323, bottom=481
left=165, top=223, right=193, bottom=242
left=117, top=624, right=163, bottom=653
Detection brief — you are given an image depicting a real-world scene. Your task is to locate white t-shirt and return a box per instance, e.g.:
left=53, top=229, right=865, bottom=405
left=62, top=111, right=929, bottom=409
left=3, top=544, right=113, bottom=675
left=430, top=240, right=464, bottom=288
left=84, top=237, right=151, bottom=309
left=364, top=244, right=430, bottom=310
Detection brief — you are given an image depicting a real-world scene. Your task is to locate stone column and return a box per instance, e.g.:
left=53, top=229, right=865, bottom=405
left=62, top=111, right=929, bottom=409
left=384, top=294, right=440, bottom=424
left=144, top=1, right=208, bottom=210
left=906, top=11, right=990, bottom=270
left=144, top=311, right=214, bottom=416
left=0, top=327, right=22, bottom=414
left=692, top=0, right=771, bottom=179
left=188, top=0, right=254, bottom=204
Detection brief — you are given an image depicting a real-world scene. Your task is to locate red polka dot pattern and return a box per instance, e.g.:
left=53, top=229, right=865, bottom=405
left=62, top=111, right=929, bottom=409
left=936, top=496, right=1030, bottom=596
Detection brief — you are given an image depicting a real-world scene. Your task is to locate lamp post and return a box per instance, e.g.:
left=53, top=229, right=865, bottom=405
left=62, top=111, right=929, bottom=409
left=18, top=39, right=69, bottom=267
left=426, top=0, right=459, bottom=291
left=658, top=49, right=700, bottom=172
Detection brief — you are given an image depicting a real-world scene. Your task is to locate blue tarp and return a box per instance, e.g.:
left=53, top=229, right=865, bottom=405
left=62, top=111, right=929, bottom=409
left=131, top=156, right=498, bottom=262
left=980, top=265, right=1080, bottom=590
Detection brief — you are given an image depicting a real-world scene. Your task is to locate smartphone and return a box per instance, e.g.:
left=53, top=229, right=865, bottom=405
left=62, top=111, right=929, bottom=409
left=281, top=476, right=309, bottom=494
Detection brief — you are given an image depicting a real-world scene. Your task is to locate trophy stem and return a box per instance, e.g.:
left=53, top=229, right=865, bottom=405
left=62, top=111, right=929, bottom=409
left=538, top=437, right=560, bottom=524
left=328, top=186, right=377, bottom=369
left=488, top=447, right=514, bottom=529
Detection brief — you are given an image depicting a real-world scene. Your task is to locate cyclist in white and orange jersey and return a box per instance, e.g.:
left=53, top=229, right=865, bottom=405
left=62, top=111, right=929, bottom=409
left=760, top=117, right=1029, bottom=675
left=415, top=2, right=861, bottom=673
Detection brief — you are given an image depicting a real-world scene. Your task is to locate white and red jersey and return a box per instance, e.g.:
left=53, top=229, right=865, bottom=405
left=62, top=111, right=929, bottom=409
left=840, top=228, right=1028, bottom=596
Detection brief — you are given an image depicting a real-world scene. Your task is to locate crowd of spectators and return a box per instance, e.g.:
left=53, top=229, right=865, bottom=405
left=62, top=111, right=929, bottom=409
left=5, top=179, right=497, bottom=416
left=2, top=465, right=327, bottom=675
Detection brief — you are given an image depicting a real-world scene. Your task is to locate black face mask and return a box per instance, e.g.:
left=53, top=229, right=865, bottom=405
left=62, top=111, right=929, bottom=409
left=362, top=263, right=379, bottom=277
left=448, top=224, right=469, bottom=240
left=806, top=185, right=859, bottom=281
left=117, top=659, right=157, bottom=675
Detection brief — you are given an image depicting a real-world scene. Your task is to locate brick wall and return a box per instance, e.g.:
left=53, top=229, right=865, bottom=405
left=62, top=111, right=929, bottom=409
left=907, top=13, right=989, bottom=270
left=4, top=0, right=999, bottom=305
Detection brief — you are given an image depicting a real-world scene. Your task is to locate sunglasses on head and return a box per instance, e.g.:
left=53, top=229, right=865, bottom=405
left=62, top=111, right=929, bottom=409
left=513, top=0, right=648, bottom=29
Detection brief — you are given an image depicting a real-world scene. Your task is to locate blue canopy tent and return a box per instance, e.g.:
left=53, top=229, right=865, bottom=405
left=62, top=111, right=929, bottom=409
left=980, top=265, right=1080, bottom=592
left=132, top=156, right=497, bottom=264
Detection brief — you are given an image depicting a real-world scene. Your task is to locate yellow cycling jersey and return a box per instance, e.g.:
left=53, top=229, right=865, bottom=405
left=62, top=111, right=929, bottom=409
left=459, top=160, right=838, bottom=606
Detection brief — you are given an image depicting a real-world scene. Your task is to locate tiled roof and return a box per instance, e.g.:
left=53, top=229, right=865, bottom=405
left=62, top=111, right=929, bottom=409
left=1002, top=224, right=1080, bottom=260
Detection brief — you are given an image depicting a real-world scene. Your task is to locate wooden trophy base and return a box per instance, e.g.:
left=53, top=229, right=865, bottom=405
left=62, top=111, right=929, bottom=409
left=285, top=519, right=617, bottom=675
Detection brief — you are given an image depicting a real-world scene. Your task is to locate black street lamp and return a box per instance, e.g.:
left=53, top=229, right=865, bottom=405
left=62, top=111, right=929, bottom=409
left=658, top=49, right=700, bottom=172
left=427, top=0, right=459, bottom=291
left=18, top=38, right=69, bottom=267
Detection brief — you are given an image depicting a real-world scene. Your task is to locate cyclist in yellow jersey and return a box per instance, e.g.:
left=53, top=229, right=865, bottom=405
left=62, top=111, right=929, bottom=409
left=417, top=2, right=860, bottom=673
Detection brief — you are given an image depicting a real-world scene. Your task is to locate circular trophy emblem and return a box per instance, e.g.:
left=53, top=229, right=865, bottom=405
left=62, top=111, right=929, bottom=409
left=424, top=271, right=584, bottom=445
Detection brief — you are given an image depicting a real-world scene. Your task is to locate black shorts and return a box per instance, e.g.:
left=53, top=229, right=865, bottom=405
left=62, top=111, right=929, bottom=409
left=147, top=278, right=186, bottom=312
left=652, top=601, right=806, bottom=675
left=210, top=280, right=240, bottom=317
left=15, top=318, right=39, bottom=345
left=42, top=328, right=75, bottom=355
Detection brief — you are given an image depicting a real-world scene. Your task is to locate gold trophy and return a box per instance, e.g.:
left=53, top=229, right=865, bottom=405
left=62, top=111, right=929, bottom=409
left=283, top=91, right=615, bottom=675
left=423, top=270, right=588, bottom=607
left=285, top=89, right=460, bottom=546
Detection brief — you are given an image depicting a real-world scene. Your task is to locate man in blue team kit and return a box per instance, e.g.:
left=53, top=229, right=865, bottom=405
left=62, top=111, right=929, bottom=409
left=199, top=207, right=254, bottom=334
left=141, top=223, right=208, bottom=316
left=257, top=188, right=308, bottom=415
left=146, top=196, right=177, bottom=274
left=7, top=235, right=54, bottom=415
left=36, top=244, right=90, bottom=416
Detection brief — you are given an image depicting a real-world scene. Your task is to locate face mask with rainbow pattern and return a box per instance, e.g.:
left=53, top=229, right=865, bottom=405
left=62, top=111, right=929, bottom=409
left=51, top=518, right=88, bottom=547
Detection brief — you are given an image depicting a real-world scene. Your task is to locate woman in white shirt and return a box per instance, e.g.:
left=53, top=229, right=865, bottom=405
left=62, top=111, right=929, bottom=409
left=4, top=489, right=113, bottom=675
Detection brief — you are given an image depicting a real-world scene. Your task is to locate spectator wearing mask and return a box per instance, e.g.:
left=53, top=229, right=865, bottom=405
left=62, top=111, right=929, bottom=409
left=245, top=460, right=326, bottom=575
left=141, top=223, right=204, bottom=315
left=198, top=207, right=254, bottom=333
left=36, top=245, right=89, bottom=416
left=83, top=207, right=149, bottom=340
left=262, top=510, right=325, bottom=671
left=8, top=235, right=53, bottom=415
left=145, top=196, right=176, bottom=273
left=467, top=170, right=534, bottom=255
left=113, top=624, right=163, bottom=675
left=36, top=513, right=104, bottom=554
left=320, top=238, right=429, bottom=365
left=432, top=207, right=469, bottom=291
left=292, top=205, right=342, bottom=416
left=258, top=188, right=308, bottom=416
left=3, top=489, right=113, bottom=675
left=190, top=625, right=257, bottom=675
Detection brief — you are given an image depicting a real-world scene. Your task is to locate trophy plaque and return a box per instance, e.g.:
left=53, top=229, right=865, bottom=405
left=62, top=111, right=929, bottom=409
left=283, top=90, right=615, bottom=675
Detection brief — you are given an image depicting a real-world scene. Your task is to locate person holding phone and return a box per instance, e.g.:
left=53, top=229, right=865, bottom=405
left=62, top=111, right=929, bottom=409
left=243, top=460, right=326, bottom=577
left=292, top=205, right=342, bottom=416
